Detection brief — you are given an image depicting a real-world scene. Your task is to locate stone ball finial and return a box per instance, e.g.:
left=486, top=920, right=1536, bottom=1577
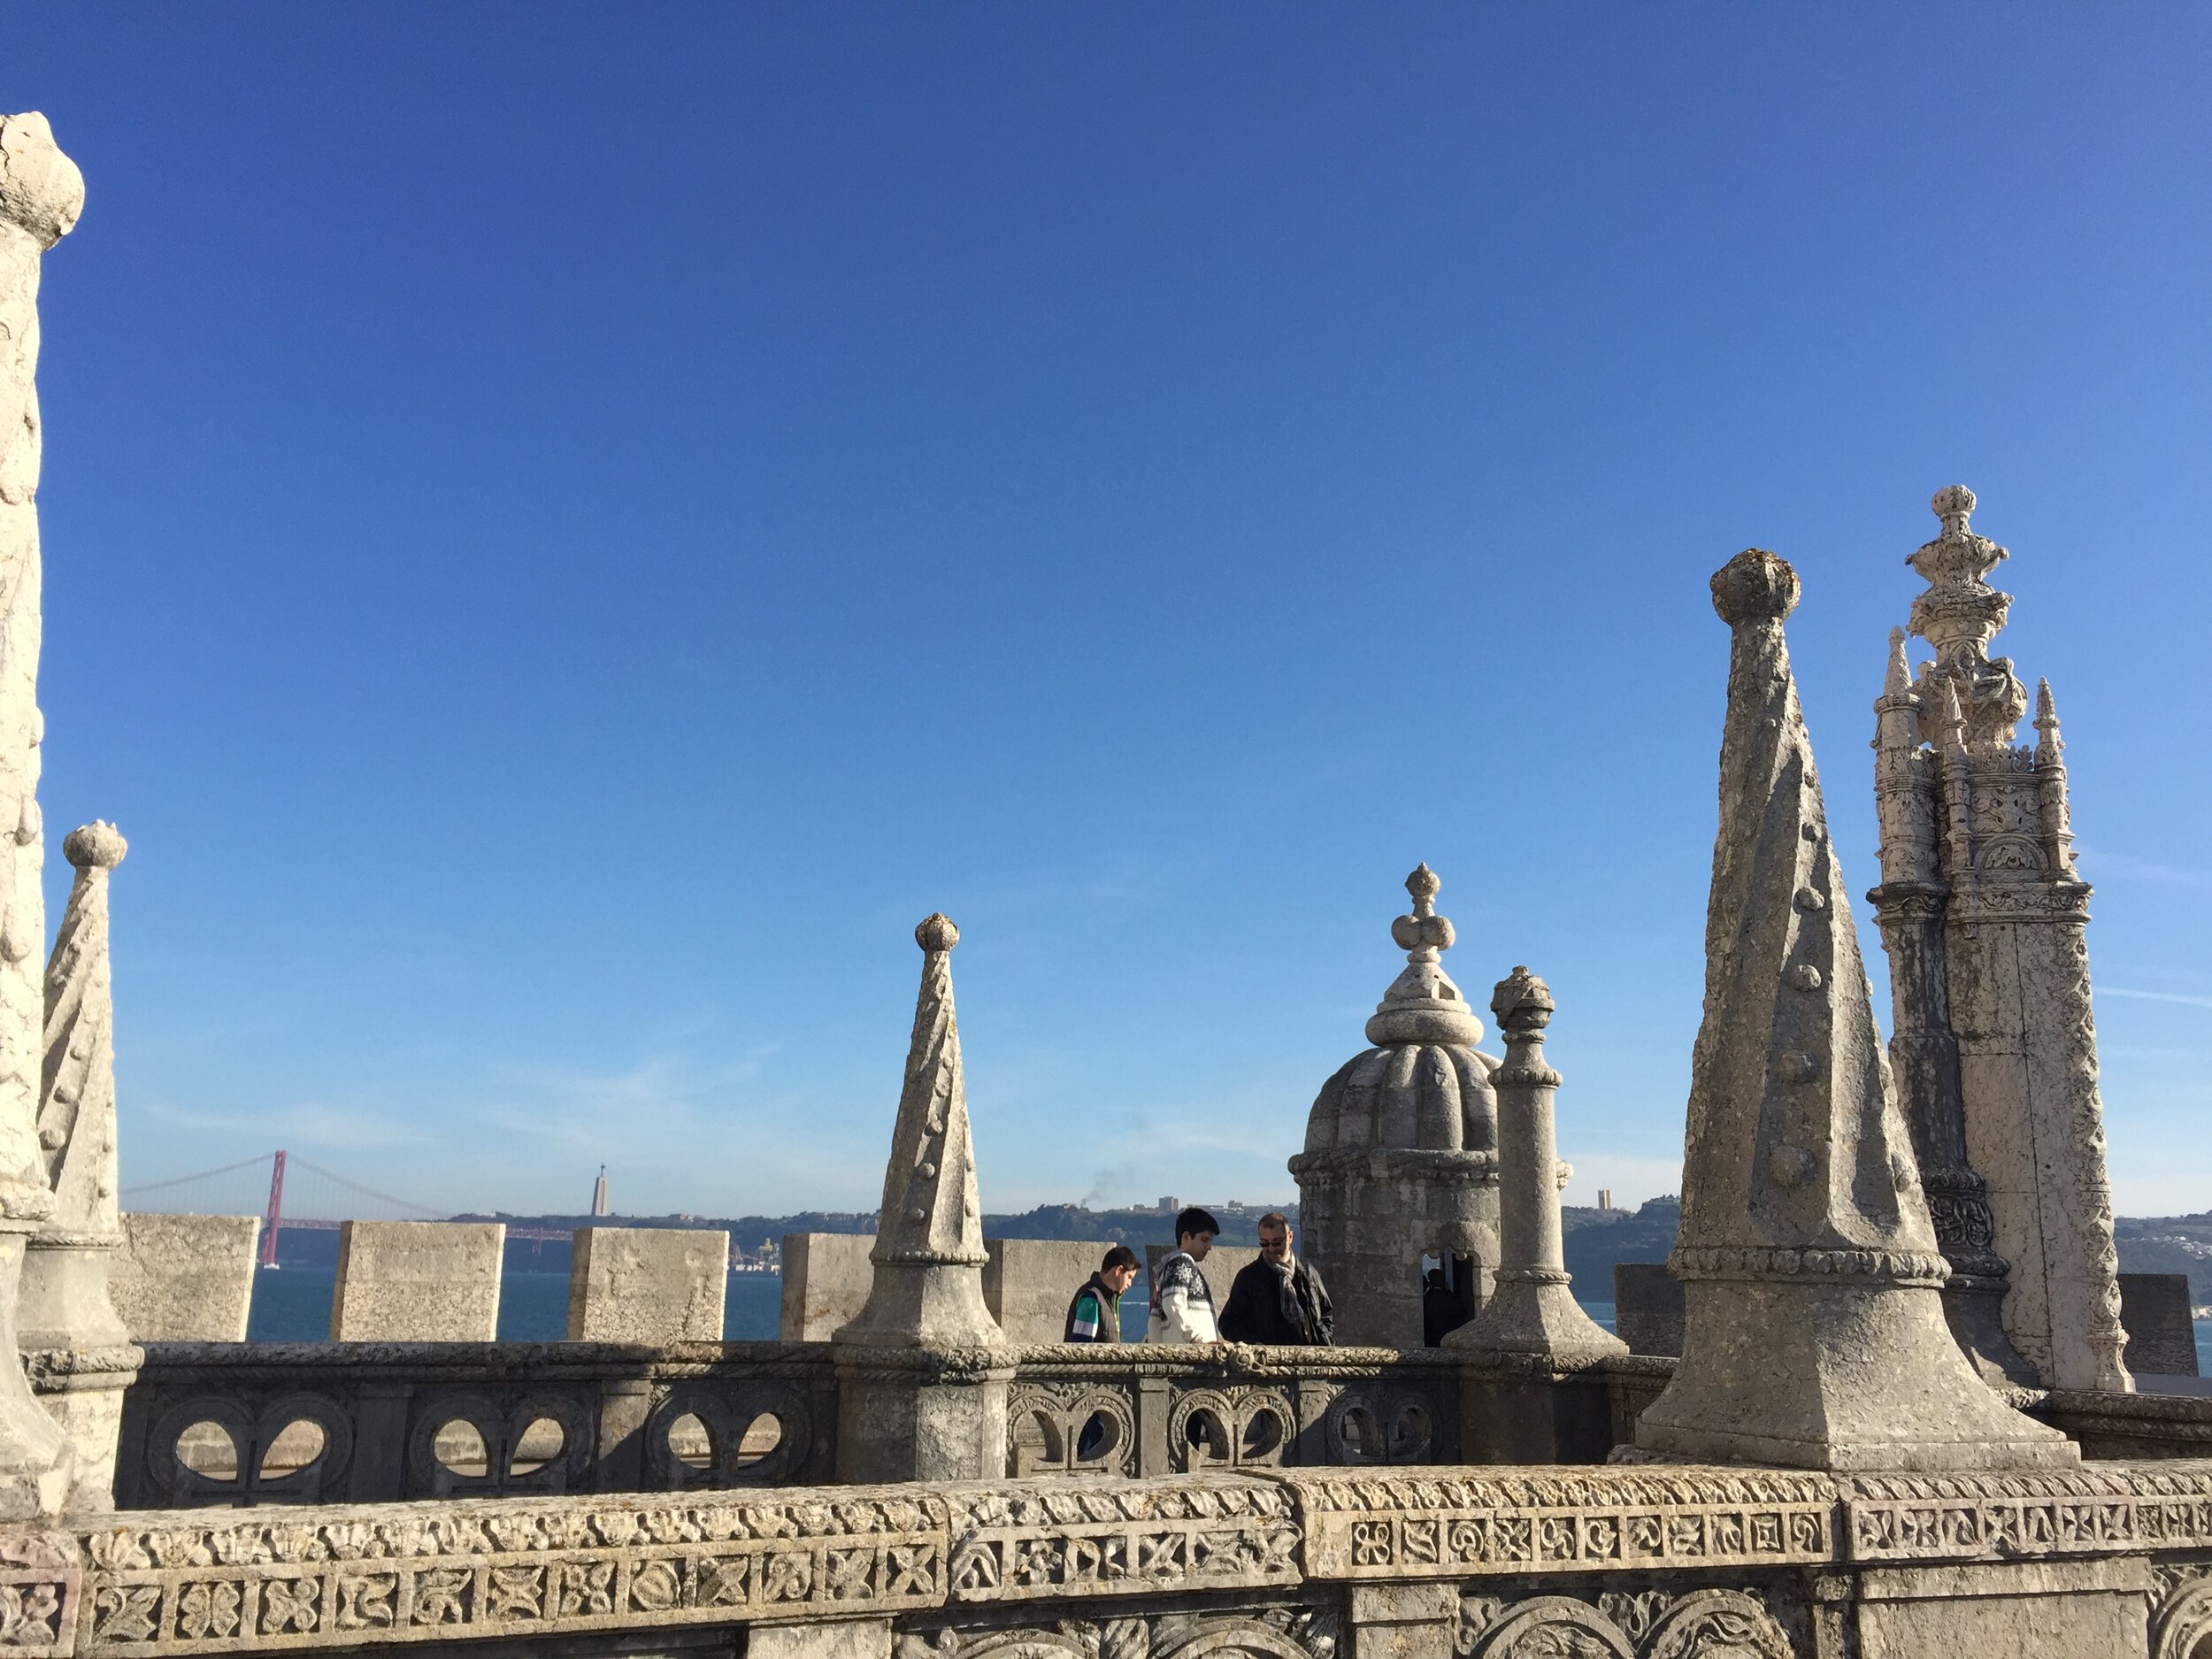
left=1709, top=549, right=1801, bottom=627
left=915, top=912, right=959, bottom=952
left=1405, top=863, right=1440, bottom=903
left=1490, top=964, right=1555, bottom=1031
left=62, top=820, right=125, bottom=872
left=1932, top=485, right=1977, bottom=524
left=0, top=113, right=86, bottom=250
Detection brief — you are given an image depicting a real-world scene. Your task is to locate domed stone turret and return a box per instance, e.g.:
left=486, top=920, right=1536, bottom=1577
left=1289, top=865, right=1503, bottom=1348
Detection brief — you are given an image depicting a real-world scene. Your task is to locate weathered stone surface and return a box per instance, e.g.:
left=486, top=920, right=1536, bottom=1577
left=1291, top=865, right=1502, bottom=1348
left=778, top=1232, right=873, bottom=1341
left=21, top=823, right=139, bottom=1511
left=1451, top=966, right=1624, bottom=1371
left=564, top=1226, right=726, bottom=1343
left=329, top=1222, right=503, bottom=1342
left=110, top=1216, right=258, bottom=1342
left=0, top=111, right=84, bottom=1522
left=1612, top=1263, right=1685, bottom=1357
left=1636, top=548, right=2074, bottom=1471
left=833, top=917, right=1009, bottom=1484
left=1870, top=488, right=2131, bottom=1394
left=1141, top=1243, right=1256, bottom=1320
left=982, top=1239, right=1116, bottom=1343
left=2121, top=1272, right=2200, bottom=1380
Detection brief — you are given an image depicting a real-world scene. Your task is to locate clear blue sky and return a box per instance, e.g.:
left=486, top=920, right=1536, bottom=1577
left=8, top=7, right=2209, bottom=1220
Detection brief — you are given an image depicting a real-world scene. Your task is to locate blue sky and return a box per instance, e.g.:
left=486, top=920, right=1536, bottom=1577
left=7, top=7, right=2210, bottom=1220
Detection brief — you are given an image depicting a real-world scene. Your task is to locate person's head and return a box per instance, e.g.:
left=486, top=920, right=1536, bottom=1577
left=1099, top=1244, right=1141, bottom=1295
left=1257, top=1211, right=1293, bottom=1263
left=1175, top=1206, right=1220, bottom=1260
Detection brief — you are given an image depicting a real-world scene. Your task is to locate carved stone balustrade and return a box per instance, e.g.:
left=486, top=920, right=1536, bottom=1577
left=0, top=1459, right=2208, bottom=1657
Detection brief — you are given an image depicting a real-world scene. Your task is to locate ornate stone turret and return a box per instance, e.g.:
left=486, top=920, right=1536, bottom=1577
left=1869, top=630, right=2036, bottom=1386
left=0, top=112, right=84, bottom=1518
left=1869, top=489, right=2129, bottom=1393
left=1290, top=865, right=1501, bottom=1348
left=1449, top=967, right=1624, bottom=1364
left=19, top=823, right=139, bottom=1510
left=833, top=915, right=1010, bottom=1482
left=1635, top=549, right=2073, bottom=1470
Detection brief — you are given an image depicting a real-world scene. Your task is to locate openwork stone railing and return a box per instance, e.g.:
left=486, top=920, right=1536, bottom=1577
left=6, top=1461, right=2212, bottom=1656
left=114, top=1343, right=841, bottom=1509
left=119, top=1342, right=1471, bottom=1511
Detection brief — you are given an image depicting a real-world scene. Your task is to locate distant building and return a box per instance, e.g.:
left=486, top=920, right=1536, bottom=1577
left=591, top=1165, right=611, bottom=1217
left=1599, top=1189, right=1614, bottom=1212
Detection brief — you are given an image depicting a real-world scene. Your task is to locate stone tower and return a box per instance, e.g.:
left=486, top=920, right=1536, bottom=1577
left=1290, top=865, right=1501, bottom=1348
left=1636, top=549, right=2072, bottom=1470
left=1867, top=488, right=2129, bottom=1394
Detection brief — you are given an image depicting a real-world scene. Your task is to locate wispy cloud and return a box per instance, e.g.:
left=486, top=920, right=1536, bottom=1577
left=2075, top=848, right=2212, bottom=890
left=2102, top=987, right=2212, bottom=1012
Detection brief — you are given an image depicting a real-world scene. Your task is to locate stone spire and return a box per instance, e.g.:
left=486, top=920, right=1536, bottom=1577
left=19, top=823, right=137, bottom=1511
left=1448, top=966, right=1623, bottom=1363
left=1636, top=549, right=2072, bottom=1470
left=1880, top=489, right=2129, bottom=1393
left=834, top=914, right=1002, bottom=1350
left=0, top=112, right=82, bottom=1518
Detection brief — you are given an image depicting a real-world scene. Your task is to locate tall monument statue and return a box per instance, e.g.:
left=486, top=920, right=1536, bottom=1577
left=0, top=112, right=84, bottom=1517
left=1635, top=549, right=2073, bottom=1470
left=19, top=823, right=139, bottom=1512
left=833, top=914, right=1010, bottom=1482
left=1867, top=488, right=2129, bottom=1393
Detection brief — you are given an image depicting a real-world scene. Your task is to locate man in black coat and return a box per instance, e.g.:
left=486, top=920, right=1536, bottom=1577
left=1218, top=1211, right=1333, bottom=1346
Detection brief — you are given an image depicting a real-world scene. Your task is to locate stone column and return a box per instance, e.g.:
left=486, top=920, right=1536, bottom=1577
left=20, top=824, right=141, bottom=1511
left=1866, top=632, right=2035, bottom=1386
left=1450, top=966, right=1621, bottom=1363
left=833, top=916, right=1010, bottom=1483
left=1634, top=549, right=2073, bottom=1471
left=0, top=113, right=85, bottom=1519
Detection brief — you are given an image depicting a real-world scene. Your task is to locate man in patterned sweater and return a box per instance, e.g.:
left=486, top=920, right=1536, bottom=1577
left=1146, top=1207, right=1223, bottom=1343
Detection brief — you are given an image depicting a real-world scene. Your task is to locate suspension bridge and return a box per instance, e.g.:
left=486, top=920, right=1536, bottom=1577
left=119, top=1152, right=572, bottom=1266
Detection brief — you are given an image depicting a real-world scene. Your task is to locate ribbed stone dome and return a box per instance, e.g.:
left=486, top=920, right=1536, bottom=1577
left=1302, top=863, right=1500, bottom=1155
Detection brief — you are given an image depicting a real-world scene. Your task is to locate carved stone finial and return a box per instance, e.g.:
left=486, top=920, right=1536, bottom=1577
left=1883, top=628, right=1912, bottom=700
left=0, top=115, right=84, bottom=251
left=1907, top=486, right=2024, bottom=747
left=915, top=912, right=957, bottom=954
left=1489, top=965, right=1553, bottom=1033
left=1710, top=549, right=1801, bottom=627
left=2034, top=678, right=2062, bottom=754
left=1372, top=866, right=1480, bottom=1048
left=1635, top=550, right=2075, bottom=1470
left=60, top=822, right=123, bottom=873
left=1932, top=484, right=1976, bottom=534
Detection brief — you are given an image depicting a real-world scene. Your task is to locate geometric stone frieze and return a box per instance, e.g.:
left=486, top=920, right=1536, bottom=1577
left=1275, top=1466, right=1836, bottom=1580
left=1843, top=1463, right=2212, bottom=1565
left=941, top=1477, right=1302, bottom=1604
left=76, top=1488, right=949, bottom=1655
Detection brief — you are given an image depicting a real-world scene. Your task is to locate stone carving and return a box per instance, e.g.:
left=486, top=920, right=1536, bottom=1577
left=1168, top=1388, right=1294, bottom=1471
left=0, top=110, right=82, bottom=1522
left=2150, top=1557, right=2212, bottom=1659
left=645, top=1379, right=813, bottom=1488
left=20, top=822, right=141, bottom=1512
left=78, top=1486, right=948, bottom=1652
left=894, top=1607, right=1336, bottom=1659
left=145, top=1392, right=356, bottom=1507
left=1449, top=967, right=1624, bottom=1365
left=1322, top=1386, right=1434, bottom=1466
left=1005, top=1384, right=1137, bottom=1478
left=1635, top=548, right=2073, bottom=1471
left=1280, top=1465, right=1834, bottom=1580
left=1867, top=628, right=2036, bottom=1387
left=834, top=917, right=1010, bottom=1484
left=403, top=1390, right=591, bottom=1499
left=1842, top=1463, right=2212, bottom=1563
left=941, top=1479, right=1302, bottom=1604
left=1876, top=488, right=2131, bottom=1394
left=1456, top=1586, right=1793, bottom=1658
left=0, top=1531, right=76, bottom=1659
left=1291, top=866, right=1502, bottom=1348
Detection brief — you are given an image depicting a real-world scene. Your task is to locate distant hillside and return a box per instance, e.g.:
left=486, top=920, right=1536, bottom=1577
left=2114, top=1213, right=2212, bottom=1306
